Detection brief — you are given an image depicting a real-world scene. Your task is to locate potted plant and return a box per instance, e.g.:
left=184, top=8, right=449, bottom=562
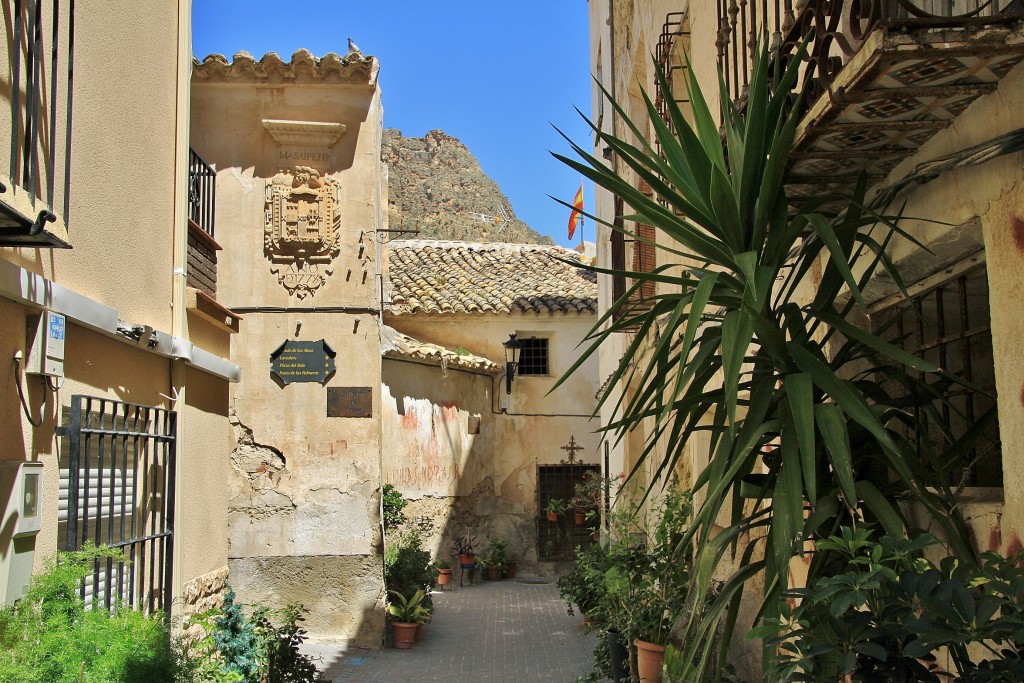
left=387, top=589, right=428, bottom=649
left=481, top=538, right=509, bottom=581
left=545, top=498, right=567, bottom=522
left=434, top=558, right=452, bottom=587
left=449, top=535, right=476, bottom=568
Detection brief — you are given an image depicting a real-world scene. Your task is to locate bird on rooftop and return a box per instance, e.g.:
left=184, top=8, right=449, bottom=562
left=347, top=37, right=362, bottom=55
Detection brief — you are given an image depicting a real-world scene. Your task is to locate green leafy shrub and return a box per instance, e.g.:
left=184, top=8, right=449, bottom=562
left=385, top=517, right=436, bottom=615
left=557, top=542, right=608, bottom=619
left=755, top=528, right=1024, bottom=682
left=382, top=484, right=408, bottom=530
left=0, top=545, right=176, bottom=683
left=190, top=585, right=324, bottom=683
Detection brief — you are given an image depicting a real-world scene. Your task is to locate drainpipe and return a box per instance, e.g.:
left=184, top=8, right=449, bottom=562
left=169, top=0, right=192, bottom=621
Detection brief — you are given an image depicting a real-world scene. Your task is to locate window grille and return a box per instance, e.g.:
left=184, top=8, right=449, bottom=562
left=537, top=464, right=599, bottom=561
left=871, top=261, right=1001, bottom=487
left=518, top=337, right=549, bottom=376
left=57, top=396, right=177, bottom=616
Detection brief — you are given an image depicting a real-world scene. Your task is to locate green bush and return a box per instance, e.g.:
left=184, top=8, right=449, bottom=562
left=384, top=517, right=436, bottom=614
left=754, top=528, right=1024, bottom=682
left=382, top=484, right=408, bottom=531
left=0, top=545, right=176, bottom=683
left=189, top=585, right=324, bottom=683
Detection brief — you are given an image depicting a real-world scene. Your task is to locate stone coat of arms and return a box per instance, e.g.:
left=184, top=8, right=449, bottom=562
left=264, top=166, right=341, bottom=298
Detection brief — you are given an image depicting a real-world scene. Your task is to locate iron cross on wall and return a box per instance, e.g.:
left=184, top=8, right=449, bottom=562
left=560, top=436, right=584, bottom=465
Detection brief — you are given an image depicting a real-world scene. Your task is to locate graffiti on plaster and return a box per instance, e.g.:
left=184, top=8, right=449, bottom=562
left=385, top=462, right=462, bottom=490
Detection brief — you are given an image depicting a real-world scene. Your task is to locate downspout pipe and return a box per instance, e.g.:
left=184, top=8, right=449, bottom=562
left=169, top=0, right=192, bottom=621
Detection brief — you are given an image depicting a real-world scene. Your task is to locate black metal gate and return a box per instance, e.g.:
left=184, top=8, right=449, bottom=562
left=57, top=395, right=176, bottom=615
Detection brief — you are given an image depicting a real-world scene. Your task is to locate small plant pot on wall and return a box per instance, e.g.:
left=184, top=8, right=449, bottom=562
left=574, top=509, right=587, bottom=525
left=547, top=511, right=559, bottom=522
left=634, top=639, right=666, bottom=683
left=392, top=622, right=418, bottom=649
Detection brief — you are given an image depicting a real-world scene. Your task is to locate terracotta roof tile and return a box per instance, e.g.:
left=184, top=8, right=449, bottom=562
left=387, top=241, right=597, bottom=316
left=380, top=326, right=501, bottom=374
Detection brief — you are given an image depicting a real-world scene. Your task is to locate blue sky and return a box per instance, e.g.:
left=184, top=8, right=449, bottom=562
left=192, top=1, right=594, bottom=248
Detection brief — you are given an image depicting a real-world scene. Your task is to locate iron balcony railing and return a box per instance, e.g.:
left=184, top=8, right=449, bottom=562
left=1, top=0, right=75, bottom=247
left=716, top=0, right=1024, bottom=106
left=188, top=147, right=216, bottom=240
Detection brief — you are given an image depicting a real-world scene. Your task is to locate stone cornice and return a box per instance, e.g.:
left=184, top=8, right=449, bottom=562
left=261, top=119, right=347, bottom=146
left=192, top=49, right=379, bottom=86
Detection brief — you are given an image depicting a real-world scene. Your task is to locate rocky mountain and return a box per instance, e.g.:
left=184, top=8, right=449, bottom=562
left=382, top=129, right=553, bottom=245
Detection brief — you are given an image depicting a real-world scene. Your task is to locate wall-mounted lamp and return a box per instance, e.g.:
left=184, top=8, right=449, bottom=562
left=502, top=333, right=523, bottom=395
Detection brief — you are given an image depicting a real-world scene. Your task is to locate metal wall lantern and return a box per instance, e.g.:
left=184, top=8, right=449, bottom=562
left=502, top=333, right=523, bottom=394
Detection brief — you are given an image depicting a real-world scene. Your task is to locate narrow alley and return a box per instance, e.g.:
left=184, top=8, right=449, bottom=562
left=306, top=579, right=601, bottom=683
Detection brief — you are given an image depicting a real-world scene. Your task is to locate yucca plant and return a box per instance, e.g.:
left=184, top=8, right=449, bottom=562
left=553, top=40, right=991, bottom=680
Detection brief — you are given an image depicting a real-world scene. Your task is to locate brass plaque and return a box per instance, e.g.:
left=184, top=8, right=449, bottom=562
left=327, top=387, right=372, bottom=418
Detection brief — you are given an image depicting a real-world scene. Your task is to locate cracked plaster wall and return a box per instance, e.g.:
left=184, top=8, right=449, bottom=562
left=192, top=74, right=386, bottom=643
left=381, top=312, right=600, bottom=576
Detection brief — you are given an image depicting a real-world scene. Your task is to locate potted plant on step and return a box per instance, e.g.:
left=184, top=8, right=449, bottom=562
left=387, top=589, right=429, bottom=649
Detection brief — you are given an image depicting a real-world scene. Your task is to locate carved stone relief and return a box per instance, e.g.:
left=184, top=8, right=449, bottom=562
left=264, top=166, right=341, bottom=298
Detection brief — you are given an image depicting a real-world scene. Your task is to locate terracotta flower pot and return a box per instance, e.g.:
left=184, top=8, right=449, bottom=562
left=547, top=511, right=558, bottom=522
left=574, top=509, right=586, bottom=525
left=486, top=565, right=501, bottom=581
left=392, top=621, right=418, bottom=649
left=505, top=560, right=518, bottom=578
left=458, top=553, right=475, bottom=567
left=634, top=638, right=666, bottom=682
left=437, top=568, right=452, bottom=585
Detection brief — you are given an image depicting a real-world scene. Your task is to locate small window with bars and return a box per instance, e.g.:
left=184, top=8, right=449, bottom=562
left=517, top=337, right=549, bottom=376
left=870, top=261, right=1001, bottom=487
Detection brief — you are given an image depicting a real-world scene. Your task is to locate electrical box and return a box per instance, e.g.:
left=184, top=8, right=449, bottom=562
left=0, top=461, right=43, bottom=604
left=26, top=310, right=66, bottom=378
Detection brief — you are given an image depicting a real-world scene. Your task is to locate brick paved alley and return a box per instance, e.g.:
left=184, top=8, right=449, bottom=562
left=304, top=578, right=602, bottom=683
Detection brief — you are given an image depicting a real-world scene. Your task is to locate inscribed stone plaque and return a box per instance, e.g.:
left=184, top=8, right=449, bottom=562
left=327, top=387, right=373, bottom=418
left=269, top=339, right=336, bottom=384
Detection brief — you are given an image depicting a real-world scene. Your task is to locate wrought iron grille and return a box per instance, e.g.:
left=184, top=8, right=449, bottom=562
left=716, top=0, right=1024, bottom=106
left=654, top=12, right=691, bottom=132
left=2, top=0, right=75, bottom=235
left=517, top=337, right=549, bottom=375
left=537, top=464, right=599, bottom=561
left=188, top=147, right=216, bottom=239
left=57, top=395, right=177, bottom=616
left=871, top=262, right=1001, bottom=487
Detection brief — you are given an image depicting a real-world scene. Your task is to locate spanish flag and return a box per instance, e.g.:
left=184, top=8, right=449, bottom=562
left=568, top=181, right=584, bottom=240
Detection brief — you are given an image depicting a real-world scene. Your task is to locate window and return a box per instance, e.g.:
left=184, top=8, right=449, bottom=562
left=537, top=464, right=599, bottom=561
left=517, top=337, right=549, bottom=376
left=871, top=261, right=1000, bottom=487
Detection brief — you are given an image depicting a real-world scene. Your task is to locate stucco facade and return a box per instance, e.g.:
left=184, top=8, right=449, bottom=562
left=383, top=241, right=601, bottom=575
left=588, top=0, right=1024, bottom=678
left=190, top=49, right=387, bottom=646
left=1, top=0, right=238, bottom=617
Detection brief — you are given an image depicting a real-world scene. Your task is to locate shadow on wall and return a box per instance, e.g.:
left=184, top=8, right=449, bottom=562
left=379, top=356, right=546, bottom=573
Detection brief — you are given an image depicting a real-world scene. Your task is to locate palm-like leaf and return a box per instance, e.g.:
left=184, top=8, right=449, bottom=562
left=553, top=39, right=981, bottom=680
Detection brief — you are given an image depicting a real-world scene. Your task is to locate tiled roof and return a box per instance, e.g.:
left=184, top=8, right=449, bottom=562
left=192, top=49, right=378, bottom=86
left=387, top=241, right=597, bottom=316
left=380, top=325, right=501, bottom=374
